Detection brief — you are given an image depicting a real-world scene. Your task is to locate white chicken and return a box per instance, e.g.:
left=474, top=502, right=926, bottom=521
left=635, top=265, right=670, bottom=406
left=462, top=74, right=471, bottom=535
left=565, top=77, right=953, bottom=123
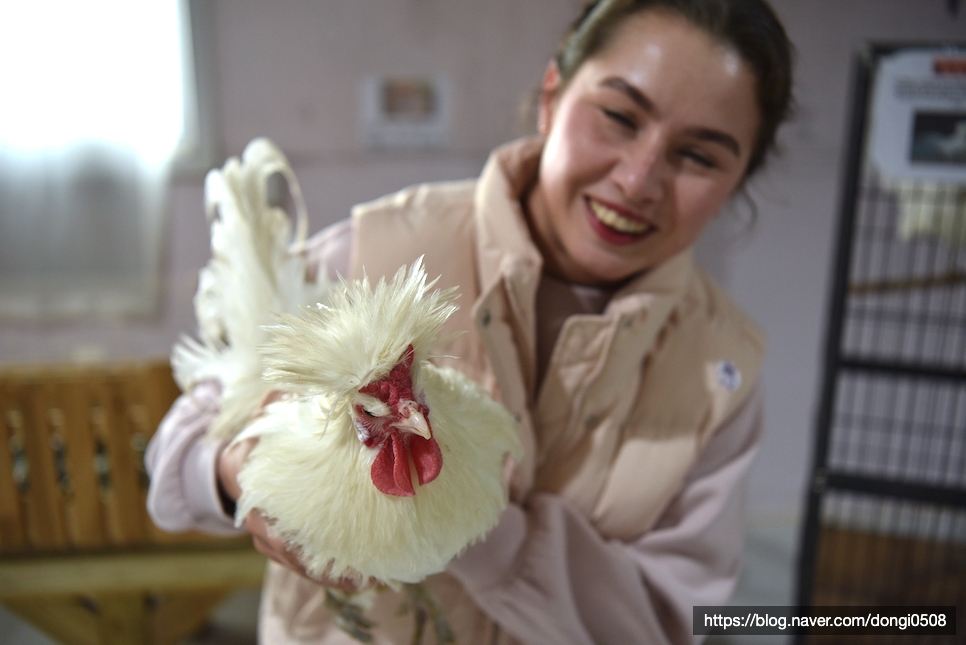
left=237, top=262, right=519, bottom=576
left=170, top=138, right=522, bottom=643
left=236, top=261, right=521, bottom=640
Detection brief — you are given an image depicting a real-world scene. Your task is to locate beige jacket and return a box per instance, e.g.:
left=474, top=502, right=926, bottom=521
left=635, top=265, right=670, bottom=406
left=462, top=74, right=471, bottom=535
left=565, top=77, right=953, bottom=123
left=256, top=138, right=766, bottom=645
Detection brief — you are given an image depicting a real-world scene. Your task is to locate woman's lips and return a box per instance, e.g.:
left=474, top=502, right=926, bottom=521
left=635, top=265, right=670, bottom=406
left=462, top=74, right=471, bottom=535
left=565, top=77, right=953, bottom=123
left=585, top=197, right=655, bottom=244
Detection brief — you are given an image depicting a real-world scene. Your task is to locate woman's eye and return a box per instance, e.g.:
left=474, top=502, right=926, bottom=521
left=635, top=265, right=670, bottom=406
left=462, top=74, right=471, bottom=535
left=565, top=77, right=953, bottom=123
left=681, top=149, right=717, bottom=169
left=602, top=109, right=636, bottom=130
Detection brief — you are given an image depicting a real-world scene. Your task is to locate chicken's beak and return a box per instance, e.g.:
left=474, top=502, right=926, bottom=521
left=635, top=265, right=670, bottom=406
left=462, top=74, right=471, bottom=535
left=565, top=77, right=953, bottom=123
left=394, top=401, right=431, bottom=439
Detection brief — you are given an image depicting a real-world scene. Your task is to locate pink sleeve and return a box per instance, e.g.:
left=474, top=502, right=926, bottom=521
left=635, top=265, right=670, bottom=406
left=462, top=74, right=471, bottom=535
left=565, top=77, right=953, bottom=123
left=447, top=381, right=765, bottom=645
left=144, top=379, right=241, bottom=535
left=301, top=218, right=352, bottom=280
left=145, top=219, right=354, bottom=536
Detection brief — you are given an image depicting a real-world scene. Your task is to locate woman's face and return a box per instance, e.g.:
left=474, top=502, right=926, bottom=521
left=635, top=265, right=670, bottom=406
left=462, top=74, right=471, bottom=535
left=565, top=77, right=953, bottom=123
left=527, top=10, right=760, bottom=286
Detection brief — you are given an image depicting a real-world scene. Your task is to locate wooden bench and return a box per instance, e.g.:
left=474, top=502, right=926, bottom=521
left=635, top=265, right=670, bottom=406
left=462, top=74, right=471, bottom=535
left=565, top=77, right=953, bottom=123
left=0, top=360, right=265, bottom=645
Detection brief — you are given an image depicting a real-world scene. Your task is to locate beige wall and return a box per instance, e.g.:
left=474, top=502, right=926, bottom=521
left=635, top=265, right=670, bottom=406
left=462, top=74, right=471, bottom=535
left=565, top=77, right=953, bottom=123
left=0, top=0, right=963, bottom=519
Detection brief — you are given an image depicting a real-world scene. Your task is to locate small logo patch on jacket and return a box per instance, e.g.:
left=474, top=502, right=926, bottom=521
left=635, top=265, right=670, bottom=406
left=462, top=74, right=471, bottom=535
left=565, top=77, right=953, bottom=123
left=717, top=360, right=742, bottom=392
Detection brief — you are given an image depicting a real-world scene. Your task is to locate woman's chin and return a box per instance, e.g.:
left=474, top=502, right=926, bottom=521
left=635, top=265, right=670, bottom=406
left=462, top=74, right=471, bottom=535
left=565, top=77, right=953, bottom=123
left=555, top=250, right=647, bottom=287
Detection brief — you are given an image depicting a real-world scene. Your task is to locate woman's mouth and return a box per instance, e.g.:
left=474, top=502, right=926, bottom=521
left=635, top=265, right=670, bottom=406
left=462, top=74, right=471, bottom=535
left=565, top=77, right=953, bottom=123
left=586, top=198, right=654, bottom=244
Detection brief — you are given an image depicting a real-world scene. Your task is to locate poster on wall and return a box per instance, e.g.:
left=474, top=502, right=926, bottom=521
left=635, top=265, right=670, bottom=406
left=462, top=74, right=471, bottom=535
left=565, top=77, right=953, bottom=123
left=867, top=47, right=966, bottom=184
left=359, top=75, right=452, bottom=149
left=866, top=46, right=966, bottom=245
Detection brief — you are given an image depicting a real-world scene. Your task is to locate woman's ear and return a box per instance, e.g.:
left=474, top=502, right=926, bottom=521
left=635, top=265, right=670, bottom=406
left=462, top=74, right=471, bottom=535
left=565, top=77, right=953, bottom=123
left=537, top=60, right=563, bottom=137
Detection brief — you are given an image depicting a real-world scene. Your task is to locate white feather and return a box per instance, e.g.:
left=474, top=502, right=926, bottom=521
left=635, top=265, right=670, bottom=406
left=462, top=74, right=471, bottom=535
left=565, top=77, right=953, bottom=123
left=171, top=138, right=332, bottom=438
left=259, top=258, right=458, bottom=402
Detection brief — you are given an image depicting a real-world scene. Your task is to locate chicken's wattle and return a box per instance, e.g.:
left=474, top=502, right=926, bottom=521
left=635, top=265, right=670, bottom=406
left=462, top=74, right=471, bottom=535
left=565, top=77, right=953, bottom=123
left=370, top=429, right=442, bottom=496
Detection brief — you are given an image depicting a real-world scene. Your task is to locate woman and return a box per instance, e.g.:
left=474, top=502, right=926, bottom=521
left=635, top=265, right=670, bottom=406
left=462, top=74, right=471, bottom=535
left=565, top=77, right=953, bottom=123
left=147, top=1, right=794, bottom=643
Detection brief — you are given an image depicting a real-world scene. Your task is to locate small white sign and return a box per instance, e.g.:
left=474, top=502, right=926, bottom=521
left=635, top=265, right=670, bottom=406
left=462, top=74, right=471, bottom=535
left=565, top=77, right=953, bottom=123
left=868, top=48, right=966, bottom=183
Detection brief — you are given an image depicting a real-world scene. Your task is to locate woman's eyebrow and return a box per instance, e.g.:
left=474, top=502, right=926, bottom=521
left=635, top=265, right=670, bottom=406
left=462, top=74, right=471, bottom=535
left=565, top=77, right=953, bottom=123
left=688, top=128, right=741, bottom=158
left=600, top=76, right=654, bottom=112
left=598, top=76, right=743, bottom=159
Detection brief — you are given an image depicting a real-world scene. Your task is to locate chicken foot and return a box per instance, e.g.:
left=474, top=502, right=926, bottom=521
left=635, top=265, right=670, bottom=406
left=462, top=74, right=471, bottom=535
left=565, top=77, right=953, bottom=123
left=401, top=582, right=456, bottom=645
left=325, top=588, right=376, bottom=643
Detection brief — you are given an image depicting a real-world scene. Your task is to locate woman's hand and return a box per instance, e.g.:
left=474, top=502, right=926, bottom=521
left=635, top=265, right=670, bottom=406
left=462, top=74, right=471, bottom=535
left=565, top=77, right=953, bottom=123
left=215, top=393, right=367, bottom=592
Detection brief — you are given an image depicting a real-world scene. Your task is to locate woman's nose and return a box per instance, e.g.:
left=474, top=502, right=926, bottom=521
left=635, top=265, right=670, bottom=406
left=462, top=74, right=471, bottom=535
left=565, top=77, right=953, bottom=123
left=612, top=134, right=666, bottom=203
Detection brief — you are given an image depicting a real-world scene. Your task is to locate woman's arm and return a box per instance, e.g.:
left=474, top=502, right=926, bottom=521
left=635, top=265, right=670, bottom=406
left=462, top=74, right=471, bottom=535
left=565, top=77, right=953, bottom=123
left=144, top=379, right=240, bottom=535
left=447, top=382, right=765, bottom=645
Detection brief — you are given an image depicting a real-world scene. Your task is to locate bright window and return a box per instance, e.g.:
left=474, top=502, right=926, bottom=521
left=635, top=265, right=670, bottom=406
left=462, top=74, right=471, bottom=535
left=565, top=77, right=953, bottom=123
left=0, top=0, right=197, bottom=320
left=0, top=1, right=188, bottom=164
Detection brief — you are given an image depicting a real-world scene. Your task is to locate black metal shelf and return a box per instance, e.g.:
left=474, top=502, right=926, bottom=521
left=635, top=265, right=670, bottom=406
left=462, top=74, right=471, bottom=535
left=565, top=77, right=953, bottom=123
left=837, top=357, right=966, bottom=382
left=795, top=43, right=966, bottom=645
left=815, top=470, right=966, bottom=509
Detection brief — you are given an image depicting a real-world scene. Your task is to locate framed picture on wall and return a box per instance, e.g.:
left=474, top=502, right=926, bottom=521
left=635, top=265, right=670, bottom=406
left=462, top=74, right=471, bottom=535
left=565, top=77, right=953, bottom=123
left=359, top=75, right=452, bottom=149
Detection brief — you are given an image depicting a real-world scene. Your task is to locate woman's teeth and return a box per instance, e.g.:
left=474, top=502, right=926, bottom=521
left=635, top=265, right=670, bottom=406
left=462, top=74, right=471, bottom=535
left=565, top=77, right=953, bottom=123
left=589, top=201, right=651, bottom=234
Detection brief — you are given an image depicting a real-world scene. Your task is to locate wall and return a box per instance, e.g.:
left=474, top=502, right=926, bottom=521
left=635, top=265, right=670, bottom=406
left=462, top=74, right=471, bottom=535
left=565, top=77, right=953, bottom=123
left=0, top=0, right=963, bottom=525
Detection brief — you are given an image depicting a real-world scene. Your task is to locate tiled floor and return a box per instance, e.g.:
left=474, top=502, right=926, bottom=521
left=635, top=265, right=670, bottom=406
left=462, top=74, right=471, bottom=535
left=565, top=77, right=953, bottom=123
left=0, top=516, right=799, bottom=645
left=705, top=516, right=799, bottom=645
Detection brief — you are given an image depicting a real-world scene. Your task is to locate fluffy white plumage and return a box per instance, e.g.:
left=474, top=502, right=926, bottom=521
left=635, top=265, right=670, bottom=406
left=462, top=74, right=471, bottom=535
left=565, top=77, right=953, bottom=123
left=171, top=138, right=332, bottom=438
left=172, top=137, right=522, bottom=607
left=233, top=262, right=522, bottom=584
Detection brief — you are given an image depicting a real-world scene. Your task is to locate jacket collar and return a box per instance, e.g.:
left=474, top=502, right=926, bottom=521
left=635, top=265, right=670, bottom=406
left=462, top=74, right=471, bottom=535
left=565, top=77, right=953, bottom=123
left=474, top=137, right=544, bottom=296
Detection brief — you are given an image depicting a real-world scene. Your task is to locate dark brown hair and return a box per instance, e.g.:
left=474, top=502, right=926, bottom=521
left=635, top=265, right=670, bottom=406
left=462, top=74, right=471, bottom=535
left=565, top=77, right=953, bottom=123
left=556, top=0, right=794, bottom=177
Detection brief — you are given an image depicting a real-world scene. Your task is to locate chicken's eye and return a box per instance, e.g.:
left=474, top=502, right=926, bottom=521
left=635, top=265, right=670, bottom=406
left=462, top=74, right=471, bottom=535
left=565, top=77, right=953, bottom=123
left=356, top=398, right=391, bottom=418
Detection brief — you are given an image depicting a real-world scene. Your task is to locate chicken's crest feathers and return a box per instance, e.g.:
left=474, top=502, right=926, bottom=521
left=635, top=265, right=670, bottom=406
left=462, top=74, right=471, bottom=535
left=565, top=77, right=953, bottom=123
left=260, top=258, right=459, bottom=401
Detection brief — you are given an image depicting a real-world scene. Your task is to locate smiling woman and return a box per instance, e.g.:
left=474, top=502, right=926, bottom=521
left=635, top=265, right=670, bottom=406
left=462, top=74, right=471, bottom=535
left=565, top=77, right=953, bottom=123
left=0, top=0, right=199, bottom=320
left=527, top=9, right=762, bottom=285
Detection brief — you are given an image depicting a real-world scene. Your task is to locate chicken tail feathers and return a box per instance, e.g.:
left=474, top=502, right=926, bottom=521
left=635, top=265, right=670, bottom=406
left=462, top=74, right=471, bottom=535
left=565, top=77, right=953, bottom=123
left=171, top=137, right=333, bottom=439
